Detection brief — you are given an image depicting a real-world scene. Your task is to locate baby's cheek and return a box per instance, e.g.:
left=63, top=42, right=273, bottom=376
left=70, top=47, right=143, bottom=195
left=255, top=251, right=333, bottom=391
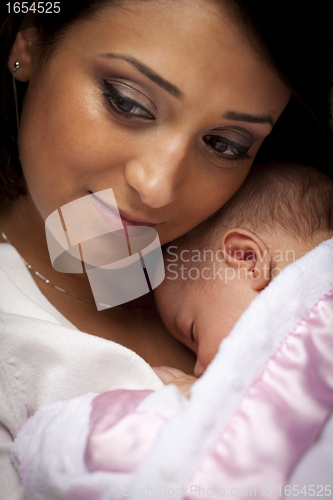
left=198, top=339, right=221, bottom=372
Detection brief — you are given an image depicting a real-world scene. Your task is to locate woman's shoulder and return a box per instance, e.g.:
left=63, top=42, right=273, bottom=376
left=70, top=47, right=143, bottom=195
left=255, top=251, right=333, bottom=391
left=0, top=242, right=75, bottom=326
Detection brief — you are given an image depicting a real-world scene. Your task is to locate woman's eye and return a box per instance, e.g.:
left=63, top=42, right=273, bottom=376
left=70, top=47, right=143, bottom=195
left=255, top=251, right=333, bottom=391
left=112, top=95, right=152, bottom=118
left=102, top=80, right=155, bottom=120
left=203, top=134, right=252, bottom=162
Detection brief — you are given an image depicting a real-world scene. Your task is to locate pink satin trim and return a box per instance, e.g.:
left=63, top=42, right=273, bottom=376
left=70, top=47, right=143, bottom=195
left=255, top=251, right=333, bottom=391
left=85, top=389, right=166, bottom=473
left=186, top=289, right=333, bottom=499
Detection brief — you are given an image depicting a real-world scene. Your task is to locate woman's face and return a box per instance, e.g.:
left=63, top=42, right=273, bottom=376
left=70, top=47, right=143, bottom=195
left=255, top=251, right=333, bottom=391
left=16, top=0, right=290, bottom=245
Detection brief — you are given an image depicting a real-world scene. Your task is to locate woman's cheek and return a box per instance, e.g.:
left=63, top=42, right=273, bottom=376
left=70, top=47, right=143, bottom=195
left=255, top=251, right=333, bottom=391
left=17, top=83, right=122, bottom=218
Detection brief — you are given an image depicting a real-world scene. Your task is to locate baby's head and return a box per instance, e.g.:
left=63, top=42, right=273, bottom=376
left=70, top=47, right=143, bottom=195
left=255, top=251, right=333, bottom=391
left=155, top=163, right=333, bottom=377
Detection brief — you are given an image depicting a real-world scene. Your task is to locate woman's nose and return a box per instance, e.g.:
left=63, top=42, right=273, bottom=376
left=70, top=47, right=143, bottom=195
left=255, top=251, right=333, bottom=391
left=124, top=137, right=189, bottom=208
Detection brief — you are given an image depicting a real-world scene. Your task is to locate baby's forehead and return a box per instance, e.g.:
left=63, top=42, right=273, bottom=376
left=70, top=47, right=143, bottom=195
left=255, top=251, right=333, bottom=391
left=163, top=237, right=217, bottom=265
left=162, top=241, right=215, bottom=292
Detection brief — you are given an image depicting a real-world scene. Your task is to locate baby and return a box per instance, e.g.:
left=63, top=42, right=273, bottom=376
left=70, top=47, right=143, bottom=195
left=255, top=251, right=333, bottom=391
left=11, top=162, right=333, bottom=496
left=153, top=162, right=333, bottom=396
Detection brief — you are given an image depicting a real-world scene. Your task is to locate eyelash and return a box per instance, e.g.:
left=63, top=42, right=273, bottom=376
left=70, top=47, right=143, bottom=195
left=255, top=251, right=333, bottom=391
left=102, top=80, right=252, bottom=163
left=203, top=135, right=252, bottom=163
left=190, top=323, right=195, bottom=344
left=102, top=80, right=155, bottom=121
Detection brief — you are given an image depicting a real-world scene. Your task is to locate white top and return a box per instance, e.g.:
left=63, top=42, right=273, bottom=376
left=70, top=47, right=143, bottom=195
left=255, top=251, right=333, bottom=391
left=8, top=237, right=333, bottom=500
left=0, top=242, right=163, bottom=499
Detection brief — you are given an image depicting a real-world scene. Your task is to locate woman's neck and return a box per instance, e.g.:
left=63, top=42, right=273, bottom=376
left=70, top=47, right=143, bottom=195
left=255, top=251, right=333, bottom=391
left=0, top=195, right=155, bottom=309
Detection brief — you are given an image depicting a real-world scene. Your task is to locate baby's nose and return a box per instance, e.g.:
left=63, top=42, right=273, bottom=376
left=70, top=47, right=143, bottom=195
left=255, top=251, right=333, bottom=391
left=194, top=358, right=205, bottom=378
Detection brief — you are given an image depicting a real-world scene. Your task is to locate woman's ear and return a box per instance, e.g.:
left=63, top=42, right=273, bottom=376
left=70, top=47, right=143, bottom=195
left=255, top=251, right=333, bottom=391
left=8, top=28, right=37, bottom=82
left=221, top=228, right=271, bottom=291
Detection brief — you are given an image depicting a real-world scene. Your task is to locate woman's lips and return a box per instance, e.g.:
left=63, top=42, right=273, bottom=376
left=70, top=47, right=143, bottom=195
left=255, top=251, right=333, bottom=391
left=118, top=208, right=160, bottom=226
left=90, top=193, right=162, bottom=232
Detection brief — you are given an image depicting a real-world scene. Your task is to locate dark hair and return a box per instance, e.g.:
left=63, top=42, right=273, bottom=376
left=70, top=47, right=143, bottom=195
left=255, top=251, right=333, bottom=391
left=170, top=163, right=333, bottom=270
left=212, top=163, right=333, bottom=239
left=0, top=0, right=333, bottom=201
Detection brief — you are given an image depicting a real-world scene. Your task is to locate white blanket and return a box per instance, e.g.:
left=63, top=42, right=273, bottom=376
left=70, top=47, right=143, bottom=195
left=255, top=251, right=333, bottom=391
left=10, top=237, right=333, bottom=499
left=0, top=242, right=163, bottom=500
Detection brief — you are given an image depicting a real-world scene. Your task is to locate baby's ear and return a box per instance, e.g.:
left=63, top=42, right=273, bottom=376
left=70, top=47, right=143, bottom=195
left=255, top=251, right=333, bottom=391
left=221, top=228, right=271, bottom=291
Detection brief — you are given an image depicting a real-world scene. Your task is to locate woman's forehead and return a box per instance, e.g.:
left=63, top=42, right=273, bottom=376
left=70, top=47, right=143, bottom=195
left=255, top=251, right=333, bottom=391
left=60, top=0, right=289, bottom=114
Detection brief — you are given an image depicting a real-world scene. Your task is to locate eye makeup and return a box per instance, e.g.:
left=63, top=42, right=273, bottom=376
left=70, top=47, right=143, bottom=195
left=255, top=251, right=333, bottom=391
left=98, top=68, right=258, bottom=166
left=102, top=79, right=156, bottom=121
left=202, top=125, right=255, bottom=164
left=203, top=134, right=252, bottom=163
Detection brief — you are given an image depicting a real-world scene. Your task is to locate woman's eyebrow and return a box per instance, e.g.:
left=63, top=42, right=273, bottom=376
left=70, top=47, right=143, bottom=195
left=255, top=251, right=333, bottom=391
left=99, top=53, right=182, bottom=99
left=224, top=110, right=274, bottom=127
left=99, top=53, right=274, bottom=127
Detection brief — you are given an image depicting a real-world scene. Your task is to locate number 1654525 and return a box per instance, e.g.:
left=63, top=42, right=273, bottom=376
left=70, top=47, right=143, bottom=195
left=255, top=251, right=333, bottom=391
left=7, top=2, right=61, bottom=14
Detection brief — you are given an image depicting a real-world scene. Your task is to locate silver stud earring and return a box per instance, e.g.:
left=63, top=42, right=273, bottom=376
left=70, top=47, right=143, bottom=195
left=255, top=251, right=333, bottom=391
left=13, top=61, right=20, bottom=134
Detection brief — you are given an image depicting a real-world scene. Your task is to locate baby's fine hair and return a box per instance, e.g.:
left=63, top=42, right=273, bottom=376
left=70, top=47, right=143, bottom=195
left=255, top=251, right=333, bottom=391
left=177, top=162, right=333, bottom=252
